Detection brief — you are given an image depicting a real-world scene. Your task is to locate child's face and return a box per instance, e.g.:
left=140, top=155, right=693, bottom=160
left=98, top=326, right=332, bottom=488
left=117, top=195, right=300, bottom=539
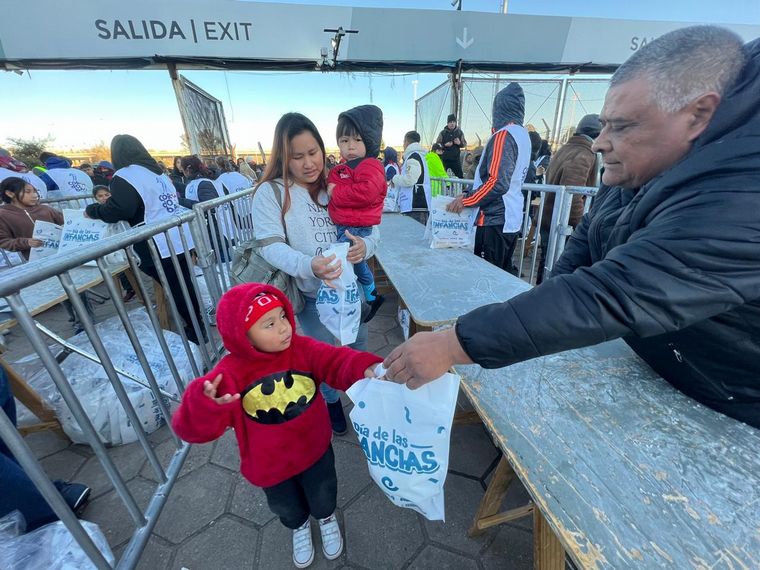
left=246, top=306, right=293, bottom=353
left=338, top=134, right=366, bottom=162
left=94, top=189, right=111, bottom=204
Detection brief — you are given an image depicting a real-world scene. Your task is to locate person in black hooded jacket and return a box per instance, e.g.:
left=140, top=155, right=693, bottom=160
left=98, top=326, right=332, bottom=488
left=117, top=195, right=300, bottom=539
left=385, top=26, right=760, bottom=429
left=85, top=134, right=205, bottom=344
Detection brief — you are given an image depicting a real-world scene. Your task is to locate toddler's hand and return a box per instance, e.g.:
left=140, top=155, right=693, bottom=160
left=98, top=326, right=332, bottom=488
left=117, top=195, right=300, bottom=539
left=327, top=183, right=336, bottom=196
left=203, top=374, right=240, bottom=405
left=364, top=365, right=377, bottom=378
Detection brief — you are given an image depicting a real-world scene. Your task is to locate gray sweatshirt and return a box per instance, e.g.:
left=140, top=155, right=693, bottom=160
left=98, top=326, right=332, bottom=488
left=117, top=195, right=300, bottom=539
left=252, top=179, right=380, bottom=297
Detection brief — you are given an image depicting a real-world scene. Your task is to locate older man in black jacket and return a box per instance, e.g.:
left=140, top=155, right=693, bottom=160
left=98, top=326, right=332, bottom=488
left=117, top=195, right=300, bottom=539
left=385, top=25, right=760, bottom=429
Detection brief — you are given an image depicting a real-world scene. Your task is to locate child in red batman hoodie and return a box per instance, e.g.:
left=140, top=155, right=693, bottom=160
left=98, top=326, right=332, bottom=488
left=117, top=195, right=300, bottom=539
left=172, top=282, right=381, bottom=568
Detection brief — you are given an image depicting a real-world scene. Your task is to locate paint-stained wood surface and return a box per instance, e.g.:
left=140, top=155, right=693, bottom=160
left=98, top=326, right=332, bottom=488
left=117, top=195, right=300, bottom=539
left=457, top=340, right=760, bottom=569
left=376, top=213, right=530, bottom=327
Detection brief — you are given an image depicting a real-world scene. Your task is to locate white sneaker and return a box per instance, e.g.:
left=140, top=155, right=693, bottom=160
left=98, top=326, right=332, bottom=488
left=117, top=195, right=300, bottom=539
left=292, top=520, right=314, bottom=568
left=318, top=513, right=344, bottom=560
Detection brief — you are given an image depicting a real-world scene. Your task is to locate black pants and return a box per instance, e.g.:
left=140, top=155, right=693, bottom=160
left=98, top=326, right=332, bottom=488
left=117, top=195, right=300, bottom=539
left=403, top=211, right=429, bottom=226
left=442, top=157, right=464, bottom=179
left=475, top=226, right=519, bottom=272
left=140, top=255, right=202, bottom=340
left=263, top=446, right=337, bottom=529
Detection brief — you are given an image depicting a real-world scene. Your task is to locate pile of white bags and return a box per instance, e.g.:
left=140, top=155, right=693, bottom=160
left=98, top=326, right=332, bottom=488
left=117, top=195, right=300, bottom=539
left=13, top=308, right=200, bottom=446
left=0, top=511, right=114, bottom=570
left=347, top=366, right=460, bottom=521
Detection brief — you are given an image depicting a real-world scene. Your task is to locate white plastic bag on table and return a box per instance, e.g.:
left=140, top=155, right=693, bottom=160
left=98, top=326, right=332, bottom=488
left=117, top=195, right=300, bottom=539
left=383, top=185, right=400, bottom=212
left=347, top=366, right=460, bottom=521
left=315, top=241, right=361, bottom=346
left=427, top=195, right=478, bottom=249
left=14, top=308, right=200, bottom=446
left=0, top=510, right=114, bottom=570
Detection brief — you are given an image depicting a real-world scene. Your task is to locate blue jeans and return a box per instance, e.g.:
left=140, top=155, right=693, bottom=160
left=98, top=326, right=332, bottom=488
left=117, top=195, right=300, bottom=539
left=0, top=368, right=59, bottom=531
left=335, top=225, right=374, bottom=288
left=297, top=296, right=368, bottom=404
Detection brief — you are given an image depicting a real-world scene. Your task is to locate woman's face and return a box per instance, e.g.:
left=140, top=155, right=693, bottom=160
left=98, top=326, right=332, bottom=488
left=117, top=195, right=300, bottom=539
left=175, top=158, right=182, bottom=170
left=288, top=131, right=324, bottom=187
left=8, top=183, right=39, bottom=208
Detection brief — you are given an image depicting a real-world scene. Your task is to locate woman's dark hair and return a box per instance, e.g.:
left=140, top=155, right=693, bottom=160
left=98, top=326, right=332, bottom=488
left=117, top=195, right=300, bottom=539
left=539, top=139, right=552, bottom=158
left=529, top=131, right=543, bottom=160
left=1, top=176, right=31, bottom=204
left=257, top=112, right=327, bottom=214
left=383, top=147, right=398, bottom=166
left=215, top=156, right=233, bottom=173
left=336, top=115, right=360, bottom=141
left=181, top=155, right=207, bottom=178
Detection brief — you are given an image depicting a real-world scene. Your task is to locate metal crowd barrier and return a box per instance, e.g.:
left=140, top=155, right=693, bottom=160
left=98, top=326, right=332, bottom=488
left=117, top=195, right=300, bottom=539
left=0, top=210, right=218, bottom=570
left=40, top=194, right=96, bottom=210
left=187, top=186, right=256, bottom=308
left=430, top=177, right=598, bottom=284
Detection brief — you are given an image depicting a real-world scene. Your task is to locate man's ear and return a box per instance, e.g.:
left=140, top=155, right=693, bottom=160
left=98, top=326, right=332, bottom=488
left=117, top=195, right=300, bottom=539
left=686, top=92, right=721, bottom=142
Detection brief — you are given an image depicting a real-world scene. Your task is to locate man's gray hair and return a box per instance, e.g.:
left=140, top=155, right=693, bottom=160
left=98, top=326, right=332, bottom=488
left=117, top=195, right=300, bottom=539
left=611, top=25, right=746, bottom=113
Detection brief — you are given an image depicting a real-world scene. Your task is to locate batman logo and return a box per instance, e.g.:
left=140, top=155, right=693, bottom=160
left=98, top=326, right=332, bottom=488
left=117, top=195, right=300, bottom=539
left=241, top=371, right=317, bottom=424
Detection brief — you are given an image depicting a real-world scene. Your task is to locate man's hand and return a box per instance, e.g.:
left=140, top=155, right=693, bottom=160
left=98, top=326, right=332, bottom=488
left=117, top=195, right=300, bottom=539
left=444, top=141, right=453, bottom=147
left=345, top=230, right=366, bottom=264
left=203, top=374, right=240, bottom=405
left=453, top=137, right=461, bottom=145
left=312, top=253, right=342, bottom=288
left=384, top=328, right=473, bottom=389
left=446, top=194, right=466, bottom=214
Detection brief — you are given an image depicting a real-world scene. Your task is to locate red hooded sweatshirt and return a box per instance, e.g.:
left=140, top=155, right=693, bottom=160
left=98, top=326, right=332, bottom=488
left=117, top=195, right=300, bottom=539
left=327, top=157, right=387, bottom=227
left=171, top=283, right=382, bottom=487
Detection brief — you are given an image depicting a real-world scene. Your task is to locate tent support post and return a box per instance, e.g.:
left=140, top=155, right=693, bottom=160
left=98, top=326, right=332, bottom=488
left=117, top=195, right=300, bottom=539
left=168, top=63, right=200, bottom=155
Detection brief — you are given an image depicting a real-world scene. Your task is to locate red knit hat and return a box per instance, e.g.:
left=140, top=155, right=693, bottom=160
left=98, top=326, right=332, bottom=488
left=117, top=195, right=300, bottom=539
left=244, top=292, right=284, bottom=326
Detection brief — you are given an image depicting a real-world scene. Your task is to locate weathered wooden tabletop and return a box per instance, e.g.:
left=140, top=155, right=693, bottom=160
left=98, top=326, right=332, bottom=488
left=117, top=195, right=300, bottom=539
left=1, top=263, right=129, bottom=330
left=376, top=213, right=530, bottom=327
left=457, top=340, right=760, bottom=569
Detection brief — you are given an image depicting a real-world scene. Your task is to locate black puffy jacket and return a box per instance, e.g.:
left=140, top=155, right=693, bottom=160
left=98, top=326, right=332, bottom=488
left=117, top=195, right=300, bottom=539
left=456, top=39, right=760, bottom=428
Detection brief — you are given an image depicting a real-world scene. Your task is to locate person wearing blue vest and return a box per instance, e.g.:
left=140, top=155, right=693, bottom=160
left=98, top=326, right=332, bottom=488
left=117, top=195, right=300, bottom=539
left=447, top=83, right=531, bottom=272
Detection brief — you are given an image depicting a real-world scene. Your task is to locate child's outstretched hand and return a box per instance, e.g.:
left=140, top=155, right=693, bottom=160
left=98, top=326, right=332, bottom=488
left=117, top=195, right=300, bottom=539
left=364, top=366, right=377, bottom=378
left=203, top=374, right=240, bottom=405
left=327, top=182, right=336, bottom=196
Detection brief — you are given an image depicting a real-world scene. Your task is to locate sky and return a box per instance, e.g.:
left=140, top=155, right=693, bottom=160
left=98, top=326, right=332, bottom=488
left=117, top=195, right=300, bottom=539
left=1, top=0, right=758, bottom=154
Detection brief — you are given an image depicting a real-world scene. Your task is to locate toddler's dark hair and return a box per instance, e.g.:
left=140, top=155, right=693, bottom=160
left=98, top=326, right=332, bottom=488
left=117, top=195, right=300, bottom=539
left=336, top=115, right=361, bottom=141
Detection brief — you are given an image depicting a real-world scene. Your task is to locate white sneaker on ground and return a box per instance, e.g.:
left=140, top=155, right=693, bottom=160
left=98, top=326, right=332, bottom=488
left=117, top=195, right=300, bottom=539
left=318, top=513, right=344, bottom=560
left=292, top=520, right=314, bottom=568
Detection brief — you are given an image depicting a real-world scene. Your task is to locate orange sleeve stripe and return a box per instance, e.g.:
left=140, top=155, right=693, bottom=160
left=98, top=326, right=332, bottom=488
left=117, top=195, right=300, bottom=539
left=462, top=130, right=507, bottom=206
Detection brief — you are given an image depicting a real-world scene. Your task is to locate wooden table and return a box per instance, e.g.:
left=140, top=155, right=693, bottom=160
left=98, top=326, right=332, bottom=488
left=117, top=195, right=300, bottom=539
left=457, top=341, right=760, bottom=569
left=0, top=263, right=135, bottom=437
left=375, top=213, right=530, bottom=333
left=374, top=212, right=760, bottom=568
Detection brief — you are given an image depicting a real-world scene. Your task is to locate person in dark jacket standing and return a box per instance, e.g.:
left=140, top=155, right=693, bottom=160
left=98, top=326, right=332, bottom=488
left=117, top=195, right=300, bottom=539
left=436, top=114, right=466, bottom=178
left=384, top=26, right=760, bottom=429
left=536, top=114, right=601, bottom=283
left=85, top=135, right=205, bottom=344
left=447, top=83, right=531, bottom=272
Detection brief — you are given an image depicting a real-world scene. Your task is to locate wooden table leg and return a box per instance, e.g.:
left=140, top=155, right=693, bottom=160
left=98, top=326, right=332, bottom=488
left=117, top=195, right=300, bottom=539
left=122, top=268, right=144, bottom=304
left=153, top=280, right=171, bottom=330
left=0, top=356, right=68, bottom=440
left=469, top=455, right=531, bottom=537
left=533, top=509, right=565, bottom=570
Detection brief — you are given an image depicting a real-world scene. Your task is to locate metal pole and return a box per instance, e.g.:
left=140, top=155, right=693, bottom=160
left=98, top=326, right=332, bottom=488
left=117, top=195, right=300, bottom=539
left=168, top=64, right=200, bottom=155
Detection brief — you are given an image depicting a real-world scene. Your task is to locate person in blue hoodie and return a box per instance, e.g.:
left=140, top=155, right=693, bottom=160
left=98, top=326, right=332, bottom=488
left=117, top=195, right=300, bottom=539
left=39, top=155, right=93, bottom=198
left=447, top=83, right=531, bottom=272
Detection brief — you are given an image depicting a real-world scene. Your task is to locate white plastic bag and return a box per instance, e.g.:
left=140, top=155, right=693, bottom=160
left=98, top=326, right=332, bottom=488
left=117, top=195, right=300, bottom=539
left=315, top=242, right=361, bottom=346
left=397, top=306, right=410, bottom=341
left=427, top=196, right=477, bottom=249
left=0, top=511, right=115, bottom=570
left=347, top=366, right=460, bottom=521
left=14, top=308, right=200, bottom=446
left=383, top=185, right=400, bottom=212
left=28, top=220, right=62, bottom=261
